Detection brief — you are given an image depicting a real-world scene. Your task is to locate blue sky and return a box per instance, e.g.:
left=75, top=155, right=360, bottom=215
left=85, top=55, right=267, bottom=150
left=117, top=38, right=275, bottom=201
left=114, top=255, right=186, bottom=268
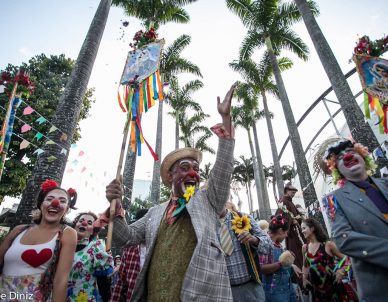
left=1, top=0, right=387, bottom=215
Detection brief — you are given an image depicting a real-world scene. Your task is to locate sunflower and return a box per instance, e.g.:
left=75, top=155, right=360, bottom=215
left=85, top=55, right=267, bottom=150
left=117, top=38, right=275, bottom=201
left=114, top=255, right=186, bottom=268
left=231, top=214, right=252, bottom=234
left=183, top=185, right=196, bottom=202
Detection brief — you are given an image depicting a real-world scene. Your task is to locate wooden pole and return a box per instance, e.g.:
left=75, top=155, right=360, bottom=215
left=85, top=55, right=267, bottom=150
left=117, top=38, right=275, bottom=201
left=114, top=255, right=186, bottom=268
left=0, top=72, right=20, bottom=181
left=106, top=120, right=131, bottom=251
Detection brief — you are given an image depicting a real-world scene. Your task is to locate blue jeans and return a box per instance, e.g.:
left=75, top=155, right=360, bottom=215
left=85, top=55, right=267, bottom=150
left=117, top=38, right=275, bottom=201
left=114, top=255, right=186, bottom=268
left=263, top=270, right=296, bottom=302
left=231, top=280, right=265, bottom=302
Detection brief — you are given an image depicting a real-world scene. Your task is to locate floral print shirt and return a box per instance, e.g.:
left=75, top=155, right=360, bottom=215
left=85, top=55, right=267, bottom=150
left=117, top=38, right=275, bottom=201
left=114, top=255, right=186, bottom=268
left=67, top=238, right=113, bottom=302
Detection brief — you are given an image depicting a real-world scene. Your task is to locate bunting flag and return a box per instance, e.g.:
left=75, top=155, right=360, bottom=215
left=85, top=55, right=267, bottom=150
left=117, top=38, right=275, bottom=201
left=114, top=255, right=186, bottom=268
left=23, top=106, right=34, bottom=115
left=19, top=139, right=30, bottom=150
left=118, top=39, right=165, bottom=160
left=21, top=124, right=32, bottom=133
left=33, top=148, right=44, bottom=155
left=49, top=125, right=58, bottom=133
left=34, top=132, right=44, bottom=141
left=47, top=155, right=57, bottom=162
left=354, top=54, right=388, bottom=133
left=35, top=116, right=46, bottom=125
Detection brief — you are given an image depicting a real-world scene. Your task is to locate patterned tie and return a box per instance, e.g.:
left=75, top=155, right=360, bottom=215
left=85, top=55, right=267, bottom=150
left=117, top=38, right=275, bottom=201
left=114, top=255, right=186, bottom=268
left=219, top=217, right=234, bottom=256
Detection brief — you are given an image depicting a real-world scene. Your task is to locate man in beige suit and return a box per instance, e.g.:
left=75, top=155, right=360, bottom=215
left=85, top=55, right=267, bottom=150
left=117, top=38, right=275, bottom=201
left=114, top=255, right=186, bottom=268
left=104, top=84, right=263, bottom=301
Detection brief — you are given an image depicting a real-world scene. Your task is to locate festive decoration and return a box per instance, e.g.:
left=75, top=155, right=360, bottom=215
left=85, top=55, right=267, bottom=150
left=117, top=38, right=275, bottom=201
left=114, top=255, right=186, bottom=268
left=40, top=180, right=59, bottom=193
left=231, top=212, right=252, bottom=235
left=118, top=38, right=165, bottom=159
left=323, top=194, right=338, bottom=221
left=0, top=97, right=22, bottom=179
left=183, top=185, right=195, bottom=201
left=354, top=35, right=388, bottom=58
left=353, top=35, right=388, bottom=134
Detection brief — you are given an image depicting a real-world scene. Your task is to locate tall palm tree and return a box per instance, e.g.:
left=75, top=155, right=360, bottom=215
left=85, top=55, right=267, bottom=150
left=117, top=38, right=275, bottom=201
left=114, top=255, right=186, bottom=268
left=226, top=0, right=319, bottom=208
left=232, top=103, right=269, bottom=218
left=178, top=112, right=215, bottom=154
left=165, top=77, right=204, bottom=148
left=294, top=0, right=388, bottom=170
left=230, top=55, right=292, bottom=199
left=16, top=0, right=112, bottom=225
left=233, top=156, right=255, bottom=213
left=266, top=163, right=296, bottom=200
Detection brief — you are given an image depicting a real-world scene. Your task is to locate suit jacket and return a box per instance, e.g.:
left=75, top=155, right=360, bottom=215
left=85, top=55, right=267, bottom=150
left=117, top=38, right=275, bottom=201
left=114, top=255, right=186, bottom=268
left=113, top=138, right=235, bottom=301
left=324, top=177, right=388, bottom=302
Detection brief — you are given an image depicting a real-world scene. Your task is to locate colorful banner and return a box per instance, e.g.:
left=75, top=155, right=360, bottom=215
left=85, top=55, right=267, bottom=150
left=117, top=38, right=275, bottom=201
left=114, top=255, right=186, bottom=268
left=354, top=55, right=388, bottom=103
left=117, top=40, right=165, bottom=160
left=120, top=39, right=165, bottom=84
left=354, top=54, right=388, bottom=133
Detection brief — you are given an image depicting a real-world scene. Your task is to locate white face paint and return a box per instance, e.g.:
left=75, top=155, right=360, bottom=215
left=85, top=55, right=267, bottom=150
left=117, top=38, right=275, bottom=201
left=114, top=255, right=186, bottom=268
left=171, top=158, right=200, bottom=197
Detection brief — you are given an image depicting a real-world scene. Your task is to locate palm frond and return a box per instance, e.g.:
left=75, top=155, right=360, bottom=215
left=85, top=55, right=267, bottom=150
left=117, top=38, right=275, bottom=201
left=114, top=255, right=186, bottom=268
left=239, top=31, right=264, bottom=60
left=226, top=0, right=256, bottom=28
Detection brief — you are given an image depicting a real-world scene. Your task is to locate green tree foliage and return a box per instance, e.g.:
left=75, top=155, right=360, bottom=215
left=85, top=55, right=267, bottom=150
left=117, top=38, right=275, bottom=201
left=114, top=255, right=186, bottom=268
left=0, top=54, right=94, bottom=200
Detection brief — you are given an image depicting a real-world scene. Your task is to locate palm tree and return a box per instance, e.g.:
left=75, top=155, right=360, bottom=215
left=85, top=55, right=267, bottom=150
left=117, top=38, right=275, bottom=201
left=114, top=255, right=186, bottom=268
left=266, top=163, right=296, bottom=200
left=226, top=0, right=319, bottom=208
left=233, top=156, right=255, bottom=213
left=232, top=103, right=269, bottom=219
left=200, top=162, right=212, bottom=183
left=16, top=0, right=112, bottom=225
left=165, top=77, right=204, bottom=148
left=178, top=112, right=215, bottom=154
left=294, top=0, right=388, bottom=170
left=230, top=55, right=292, bottom=199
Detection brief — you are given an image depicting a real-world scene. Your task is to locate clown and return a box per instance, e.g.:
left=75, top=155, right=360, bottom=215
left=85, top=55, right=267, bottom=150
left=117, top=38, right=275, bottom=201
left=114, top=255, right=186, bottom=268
left=0, top=179, right=77, bottom=301
left=102, top=84, right=237, bottom=301
left=321, top=139, right=388, bottom=301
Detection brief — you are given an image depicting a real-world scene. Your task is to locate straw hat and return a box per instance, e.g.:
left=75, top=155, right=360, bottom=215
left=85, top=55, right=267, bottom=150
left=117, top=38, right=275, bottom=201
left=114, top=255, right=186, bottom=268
left=160, top=147, right=202, bottom=187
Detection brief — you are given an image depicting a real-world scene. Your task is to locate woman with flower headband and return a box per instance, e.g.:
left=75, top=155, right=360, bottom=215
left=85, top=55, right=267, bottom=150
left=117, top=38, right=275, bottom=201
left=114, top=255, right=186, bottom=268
left=301, top=218, right=358, bottom=302
left=0, top=179, right=77, bottom=301
left=67, top=212, right=113, bottom=302
left=259, top=214, right=297, bottom=302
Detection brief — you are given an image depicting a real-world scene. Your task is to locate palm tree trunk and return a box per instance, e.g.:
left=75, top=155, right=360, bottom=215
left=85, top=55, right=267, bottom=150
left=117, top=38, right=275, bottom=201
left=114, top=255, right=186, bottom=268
left=150, top=100, right=163, bottom=204
left=15, top=0, right=112, bottom=225
left=294, top=0, right=388, bottom=171
left=175, top=111, right=179, bottom=149
left=247, top=129, right=265, bottom=218
left=262, top=92, right=284, bottom=198
left=265, top=36, right=318, bottom=210
left=246, top=181, right=253, bottom=213
left=251, top=123, right=271, bottom=219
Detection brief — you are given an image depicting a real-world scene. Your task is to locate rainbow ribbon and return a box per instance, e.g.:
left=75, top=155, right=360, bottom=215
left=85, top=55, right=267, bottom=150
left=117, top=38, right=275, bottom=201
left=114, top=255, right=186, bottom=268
left=117, top=70, right=163, bottom=160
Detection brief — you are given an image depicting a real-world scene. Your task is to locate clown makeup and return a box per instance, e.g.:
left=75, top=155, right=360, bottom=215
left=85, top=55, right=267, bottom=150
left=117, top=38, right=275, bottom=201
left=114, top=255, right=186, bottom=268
left=335, top=148, right=368, bottom=181
left=75, top=214, right=95, bottom=240
left=41, top=189, right=69, bottom=223
left=171, top=159, right=200, bottom=197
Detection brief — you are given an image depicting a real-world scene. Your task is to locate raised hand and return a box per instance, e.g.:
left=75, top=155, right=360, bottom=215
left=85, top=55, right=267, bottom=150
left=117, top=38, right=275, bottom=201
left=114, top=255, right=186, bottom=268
left=217, top=83, right=236, bottom=117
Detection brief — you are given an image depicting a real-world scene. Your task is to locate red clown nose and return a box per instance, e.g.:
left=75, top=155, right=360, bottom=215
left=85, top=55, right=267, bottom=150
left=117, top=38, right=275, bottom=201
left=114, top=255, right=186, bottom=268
left=187, top=171, right=199, bottom=178
left=51, top=199, right=60, bottom=207
left=82, top=221, right=88, bottom=227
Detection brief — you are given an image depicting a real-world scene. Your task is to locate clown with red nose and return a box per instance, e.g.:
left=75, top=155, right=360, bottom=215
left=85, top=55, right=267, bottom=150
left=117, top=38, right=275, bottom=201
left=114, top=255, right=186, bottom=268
left=320, top=139, right=388, bottom=301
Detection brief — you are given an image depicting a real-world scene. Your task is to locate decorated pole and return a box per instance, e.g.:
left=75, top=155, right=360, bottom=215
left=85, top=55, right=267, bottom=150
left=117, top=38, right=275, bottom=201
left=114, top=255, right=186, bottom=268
left=105, top=29, right=165, bottom=251
left=0, top=78, right=18, bottom=181
left=0, top=69, right=34, bottom=182
left=106, top=121, right=130, bottom=251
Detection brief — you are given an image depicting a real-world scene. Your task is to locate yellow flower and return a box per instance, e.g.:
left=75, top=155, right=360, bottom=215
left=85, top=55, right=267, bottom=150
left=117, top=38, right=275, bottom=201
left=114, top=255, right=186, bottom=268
left=75, top=291, right=88, bottom=302
left=231, top=214, right=252, bottom=234
left=183, top=185, right=195, bottom=201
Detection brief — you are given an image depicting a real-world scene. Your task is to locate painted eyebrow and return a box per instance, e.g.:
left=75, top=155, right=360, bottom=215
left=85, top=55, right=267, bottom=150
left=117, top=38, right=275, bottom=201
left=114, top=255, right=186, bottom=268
left=46, top=195, right=67, bottom=200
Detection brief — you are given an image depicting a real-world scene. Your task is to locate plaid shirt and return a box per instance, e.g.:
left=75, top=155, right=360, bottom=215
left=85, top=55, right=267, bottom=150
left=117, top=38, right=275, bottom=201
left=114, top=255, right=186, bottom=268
left=110, top=245, right=140, bottom=302
left=222, top=211, right=271, bottom=285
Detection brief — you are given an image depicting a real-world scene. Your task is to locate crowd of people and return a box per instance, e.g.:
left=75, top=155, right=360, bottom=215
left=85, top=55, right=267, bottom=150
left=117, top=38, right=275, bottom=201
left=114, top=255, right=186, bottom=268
left=0, top=84, right=386, bottom=301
